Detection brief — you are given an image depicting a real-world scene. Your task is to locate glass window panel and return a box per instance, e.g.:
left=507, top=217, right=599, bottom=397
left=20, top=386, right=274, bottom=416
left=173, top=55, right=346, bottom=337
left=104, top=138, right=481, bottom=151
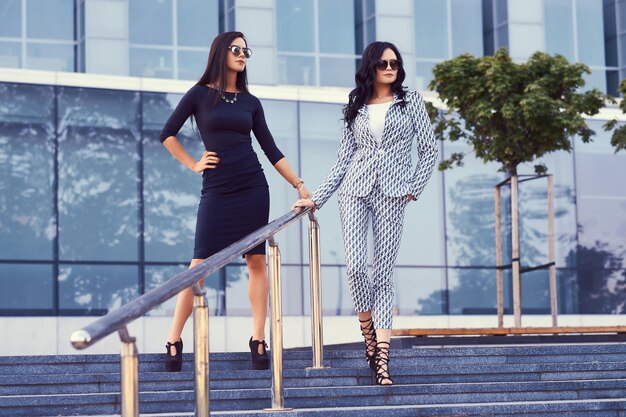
left=544, top=0, right=574, bottom=61
left=129, top=47, right=173, bottom=79
left=0, top=0, right=21, bottom=37
left=397, top=267, right=446, bottom=315
left=26, top=43, right=75, bottom=72
left=57, top=87, right=140, bottom=261
left=58, top=264, right=139, bottom=313
left=0, top=263, right=53, bottom=311
left=576, top=268, right=626, bottom=313
left=582, top=67, right=606, bottom=92
left=448, top=268, right=501, bottom=314
left=496, top=24, right=509, bottom=50
left=619, top=0, right=626, bottom=34
left=520, top=269, right=551, bottom=312
left=415, top=60, right=437, bottom=91
left=414, top=0, right=448, bottom=59
left=277, top=55, right=316, bottom=85
left=577, top=198, right=626, bottom=262
left=0, top=42, right=21, bottom=68
left=276, top=0, right=314, bottom=53
left=177, top=0, right=218, bottom=47
left=27, top=0, right=74, bottom=40
left=299, top=102, right=345, bottom=265
left=443, top=143, right=505, bottom=267
left=318, top=0, right=355, bottom=54
left=177, top=49, right=208, bottom=81
left=0, top=83, right=55, bottom=260
left=319, top=57, right=356, bottom=87
left=604, top=0, right=617, bottom=67
left=576, top=0, right=606, bottom=66
left=251, top=99, right=300, bottom=264
left=495, top=0, right=508, bottom=24
left=319, top=265, right=353, bottom=316
left=557, top=267, right=578, bottom=314
left=142, top=92, right=204, bottom=263
left=607, top=70, right=619, bottom=97
left=451, top=0, right=483, bottom=57
left=129, top=0, right=173, bottom=45
left=144, top=265, right=222, bottom=316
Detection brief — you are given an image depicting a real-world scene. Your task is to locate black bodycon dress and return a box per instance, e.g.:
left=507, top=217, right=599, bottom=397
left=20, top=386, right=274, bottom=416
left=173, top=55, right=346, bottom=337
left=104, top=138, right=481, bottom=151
left=159, top=85, right=284, bottom=259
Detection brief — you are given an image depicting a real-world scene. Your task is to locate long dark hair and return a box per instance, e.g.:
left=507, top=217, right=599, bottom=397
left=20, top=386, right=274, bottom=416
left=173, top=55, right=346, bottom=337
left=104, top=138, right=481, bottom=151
left=197, top=31, right=249, bottom=95
left=343, top=42, right=407, bottom=129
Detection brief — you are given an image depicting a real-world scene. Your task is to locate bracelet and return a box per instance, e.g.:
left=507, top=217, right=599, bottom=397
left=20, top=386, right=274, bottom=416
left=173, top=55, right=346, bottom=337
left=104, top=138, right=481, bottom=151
left=292, top=177, right=304, bottom=188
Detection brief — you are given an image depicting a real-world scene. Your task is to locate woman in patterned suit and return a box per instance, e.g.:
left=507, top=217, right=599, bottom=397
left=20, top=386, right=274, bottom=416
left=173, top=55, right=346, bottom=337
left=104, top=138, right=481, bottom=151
left=293, top=41, right=438, bottom=385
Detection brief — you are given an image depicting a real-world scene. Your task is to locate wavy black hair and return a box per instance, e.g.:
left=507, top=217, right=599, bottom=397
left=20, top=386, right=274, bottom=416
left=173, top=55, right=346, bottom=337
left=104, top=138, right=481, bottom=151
left=343, top=41, right=407, bottom=129
left=197, top=31, right=249, bottom=95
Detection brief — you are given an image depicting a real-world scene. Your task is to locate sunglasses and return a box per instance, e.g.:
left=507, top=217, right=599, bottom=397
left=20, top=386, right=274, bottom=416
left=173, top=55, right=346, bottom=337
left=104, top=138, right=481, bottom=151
left=375, top=59, right=401, bottom=71
left=228, top=45, right=252, bottom=59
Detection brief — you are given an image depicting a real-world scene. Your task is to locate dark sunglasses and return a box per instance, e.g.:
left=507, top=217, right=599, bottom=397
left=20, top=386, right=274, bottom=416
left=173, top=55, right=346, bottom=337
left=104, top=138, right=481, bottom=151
left=228, top=45, right=252, bottom=59
left=375, top=59, right=401, bottom=71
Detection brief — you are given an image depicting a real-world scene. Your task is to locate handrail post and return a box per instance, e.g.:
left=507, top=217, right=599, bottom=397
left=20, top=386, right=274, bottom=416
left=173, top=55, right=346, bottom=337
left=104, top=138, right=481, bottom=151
left=511, top=174, right=522, bottom=327
left=118, top=327, right=138, bottom=417
left=308, top=213, right=325, bottom=369
left=547, top=175, right=558, bottom=327
left=192, top=283, right=210, bottom=417
left=265, top=237, right=292, bottom=412
left=495, top=184, right=504, bottom=328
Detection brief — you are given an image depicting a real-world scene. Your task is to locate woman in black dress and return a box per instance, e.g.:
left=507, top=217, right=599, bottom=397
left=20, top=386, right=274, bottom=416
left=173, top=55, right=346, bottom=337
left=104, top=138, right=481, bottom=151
left=159, top=31, right=309, bottom=371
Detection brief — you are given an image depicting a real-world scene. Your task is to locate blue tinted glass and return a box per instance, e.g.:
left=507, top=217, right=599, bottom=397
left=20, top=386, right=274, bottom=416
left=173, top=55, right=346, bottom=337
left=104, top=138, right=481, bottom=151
left=0, top=0, right=21, bottom=37
left=443, top=143, right=505, bottom=267
left=299, top=102, right=345, bottom=265
left=414, top=0, right=448, bottom=59
left=129, top=47, right=174, bottom=78
left=319, top=57, right=356, bottom=87
left=58, top=264, right=139, bottom=313
left=319, top=0, right=355, bottom=54
left=319, top=265, right=353, bottom=315
left=397, top=267, right=446, bottom=315
left=251, top=99, right=300, bottom=264
left=415, top=60, right=437, bottom=91
left=177, top=0, right=218, bottom=47
left=26, top=43, right=75, bottom=72
left=448, top=268, right=500, bottom=314
left=495, top=0, right=508, bottom=24
left=0, top=42, right=21, bottom=68
left=451, top=0, right=483, bottom=56
left=57, top=87, right=140, bottom=261
left=142, top=92, right=206, bottom=263
left=129, top=0, right=173, bottom=45
left=576, top=268, right=626, bottom=313
left=582, top=68, right=606, bottom=92
left=144, top=265, right=223, bottom=316
left=0, top=264, right=53, bottom=310
left=177, top=49, right=208, bottom=81
left=576, top=0, right=605, bottom=66
left=277, top=55, right=316, bottom=85
left=27, top=0, right=74, bottom=40
left=276, top=0, right=314, bottom=52
left=0, top=83, right=55, bottom=260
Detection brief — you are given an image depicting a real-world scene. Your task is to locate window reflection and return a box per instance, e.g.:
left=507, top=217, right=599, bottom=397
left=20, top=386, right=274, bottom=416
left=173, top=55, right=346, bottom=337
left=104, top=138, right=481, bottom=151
left=397, top=267, right=446, bottom=315
left=276, top=0, right=315, bottom=53
left=27, top=0, right=74, bottom=40
left=58, top=264, right=139, bottom=314
left=57, top=87, right=140, bottom=261
left=0, top=264, right=53, bottom=311
left=0, top=83, right=55, bottom=260
left=277, top=55, right=316, bottom=85
left=414, top=0, right=448, bottom=60
left=0, top=42, right=21, bottom=68
left=26, top=43, right=75, bottom=72
left=0, top=0, right=21, bottom=37
left=129, top=0, right=173, bottom=46
left=130, top=48, right=174, bottom=79
left=177, top=0, right=218, bottom=47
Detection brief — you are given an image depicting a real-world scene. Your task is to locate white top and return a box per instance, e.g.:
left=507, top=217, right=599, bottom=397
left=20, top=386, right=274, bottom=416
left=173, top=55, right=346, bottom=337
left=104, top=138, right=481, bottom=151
left=367, top=101, right=392, bottom=143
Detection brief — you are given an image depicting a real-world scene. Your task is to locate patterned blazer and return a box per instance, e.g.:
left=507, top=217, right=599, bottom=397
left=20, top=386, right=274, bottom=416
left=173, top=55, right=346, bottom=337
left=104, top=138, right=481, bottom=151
left=311, top=90, right=438, bottom=209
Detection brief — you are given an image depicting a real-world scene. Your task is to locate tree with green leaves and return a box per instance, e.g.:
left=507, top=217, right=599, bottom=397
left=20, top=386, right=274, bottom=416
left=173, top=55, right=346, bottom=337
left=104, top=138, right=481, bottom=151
left=604, top=79, right=626, bottom=154
left=426, top=48, right=606, bottom=326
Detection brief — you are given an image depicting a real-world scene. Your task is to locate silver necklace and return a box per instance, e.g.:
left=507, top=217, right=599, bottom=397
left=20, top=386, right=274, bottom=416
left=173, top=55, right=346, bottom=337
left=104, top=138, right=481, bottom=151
left=220, top=92, right=238, bottom=104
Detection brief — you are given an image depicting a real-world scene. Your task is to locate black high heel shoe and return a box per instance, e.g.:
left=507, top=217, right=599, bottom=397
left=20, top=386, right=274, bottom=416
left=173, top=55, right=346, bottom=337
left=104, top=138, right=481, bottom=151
left=359, top=317, right=377, bottom=372
left=373, top=341, right=393, bottom=385
left=165, top=338, right=183, bottom=372
left=249, top=337, right=270, bottom=370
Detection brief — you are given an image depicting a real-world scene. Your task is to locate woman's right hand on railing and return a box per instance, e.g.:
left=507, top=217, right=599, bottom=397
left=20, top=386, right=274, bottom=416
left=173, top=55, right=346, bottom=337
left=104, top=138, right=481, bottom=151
left=192, top=151, right=220, bottom=172
left=292, top=198, right=316, bottom=213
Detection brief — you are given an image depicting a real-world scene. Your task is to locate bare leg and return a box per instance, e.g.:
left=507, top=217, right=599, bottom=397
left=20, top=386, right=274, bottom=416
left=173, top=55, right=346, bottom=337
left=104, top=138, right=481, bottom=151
left=357, top=311, right=376, bottom=360
left=166, top=258, right=205, bottom=356
left=375, top=328, right=392, bottom=385
left=246, top=253, right=268, bottom=354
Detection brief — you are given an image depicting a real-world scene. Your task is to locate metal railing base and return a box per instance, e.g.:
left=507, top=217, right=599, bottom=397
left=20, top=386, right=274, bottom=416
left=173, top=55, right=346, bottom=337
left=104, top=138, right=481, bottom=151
left=263, top=408, right=294, bottom=412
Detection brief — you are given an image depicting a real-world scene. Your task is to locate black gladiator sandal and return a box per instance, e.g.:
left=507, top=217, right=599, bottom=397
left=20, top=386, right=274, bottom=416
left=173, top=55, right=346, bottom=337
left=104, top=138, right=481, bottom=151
left=359, top=317, right=377, bottom=372
left=249, top=337, right=270, bottom=370
left=373, top=341, right=394, bottom=385
left=165, top=338, right=183, bottom=372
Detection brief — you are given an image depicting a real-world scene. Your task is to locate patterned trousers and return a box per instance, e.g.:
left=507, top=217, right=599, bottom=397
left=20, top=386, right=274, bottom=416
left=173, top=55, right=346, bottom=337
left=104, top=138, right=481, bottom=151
left=338, top=182, right=408, bottom=329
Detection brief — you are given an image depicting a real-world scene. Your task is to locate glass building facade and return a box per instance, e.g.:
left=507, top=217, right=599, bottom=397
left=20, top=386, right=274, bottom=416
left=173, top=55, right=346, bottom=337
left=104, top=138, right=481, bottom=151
left=0, top=0, right=625, bottom=319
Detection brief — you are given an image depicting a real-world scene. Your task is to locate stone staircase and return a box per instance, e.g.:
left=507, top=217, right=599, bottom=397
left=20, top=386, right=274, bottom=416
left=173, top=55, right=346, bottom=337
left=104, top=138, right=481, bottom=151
left=2, top=340, right=626, bottom=416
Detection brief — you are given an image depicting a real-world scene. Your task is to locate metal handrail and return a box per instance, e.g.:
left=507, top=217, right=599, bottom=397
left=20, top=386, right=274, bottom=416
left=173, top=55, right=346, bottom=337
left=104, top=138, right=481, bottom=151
left=71, top=208, right=310, bottom=349
left=70, top=207, right=324, bottom=417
